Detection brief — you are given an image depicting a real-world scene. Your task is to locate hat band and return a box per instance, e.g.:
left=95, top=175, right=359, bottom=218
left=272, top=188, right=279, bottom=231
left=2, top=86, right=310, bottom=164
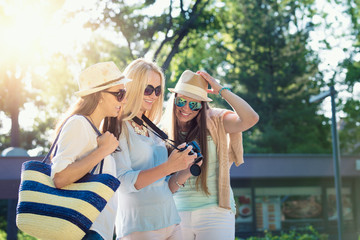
left=92, top=76, right=124, bottom=89
left=174, top=83, right=207, bottom=98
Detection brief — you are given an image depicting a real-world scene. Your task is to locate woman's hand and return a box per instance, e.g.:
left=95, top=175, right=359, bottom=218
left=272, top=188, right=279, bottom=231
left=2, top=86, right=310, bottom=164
left=197, top=71, right=223, bottom=95
left=53, top=132, right=118, bottom=189
left=97, top=131, right=119, bottom=156
left=166, top=143, right=197, bottom=174
left=133, top=143, right=197, bottom=190
left=168, top=158, right=203, bottom=193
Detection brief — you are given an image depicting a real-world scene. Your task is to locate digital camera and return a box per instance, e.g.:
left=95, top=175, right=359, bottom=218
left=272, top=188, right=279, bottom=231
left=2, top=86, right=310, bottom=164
left=179, top=140, right=203, bottom=176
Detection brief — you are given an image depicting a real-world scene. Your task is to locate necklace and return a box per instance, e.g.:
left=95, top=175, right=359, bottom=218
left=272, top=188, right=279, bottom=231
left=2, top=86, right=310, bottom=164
left=130, top=120, right=148, bottom=136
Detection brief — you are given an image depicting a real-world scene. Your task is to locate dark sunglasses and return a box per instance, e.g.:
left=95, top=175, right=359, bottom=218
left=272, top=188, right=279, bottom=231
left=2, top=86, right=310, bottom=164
left=103, top=89, right=126, bottom=102
left=144, top=85, right=161, bottom=96
left=175, top=97, right=202, bottom=111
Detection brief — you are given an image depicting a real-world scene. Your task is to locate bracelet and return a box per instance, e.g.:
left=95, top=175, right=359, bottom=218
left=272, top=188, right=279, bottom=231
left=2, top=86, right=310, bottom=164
left=175, top=172, right=185, bottom=188
left=175, top=181, right=185, bottom=188
left=218, top=87, right=231, bottom=97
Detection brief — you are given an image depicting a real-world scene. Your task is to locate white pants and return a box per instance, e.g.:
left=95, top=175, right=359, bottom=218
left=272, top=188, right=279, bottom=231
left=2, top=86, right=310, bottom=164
left=178, top=206, right=235, bottom=240
left=120, top=224, right=182, bottom=240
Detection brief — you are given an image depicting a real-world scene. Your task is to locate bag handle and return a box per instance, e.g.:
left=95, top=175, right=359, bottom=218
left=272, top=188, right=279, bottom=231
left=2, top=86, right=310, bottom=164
left=82, top=116, right=104, bottom=174
left=43, top=115, right=104, bottom=174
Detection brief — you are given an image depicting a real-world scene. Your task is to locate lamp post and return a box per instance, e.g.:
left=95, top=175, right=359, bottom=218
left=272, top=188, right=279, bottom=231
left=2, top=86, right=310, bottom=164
left=309, top=85, right=343, bottom=240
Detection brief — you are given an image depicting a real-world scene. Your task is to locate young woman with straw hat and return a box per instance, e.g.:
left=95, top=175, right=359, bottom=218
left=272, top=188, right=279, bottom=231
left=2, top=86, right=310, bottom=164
left=162, top=70, right=259, bottom=240
left=51, top=61, right=131, bottom=240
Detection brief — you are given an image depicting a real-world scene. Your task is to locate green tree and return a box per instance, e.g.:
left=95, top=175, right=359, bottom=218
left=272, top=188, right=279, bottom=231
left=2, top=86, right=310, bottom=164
left=85, top=0, right=216, bottom=71
left=86, top=0, right=334, bottom=153
left=164, top=0, right=333, bottom=153
left=1, top=0, right=343, bottom=156
left=0, top=1, right=69, bottom=153
left=215, top=0, right=331, bottom=153
left=339, top=0, right=360, bottom=154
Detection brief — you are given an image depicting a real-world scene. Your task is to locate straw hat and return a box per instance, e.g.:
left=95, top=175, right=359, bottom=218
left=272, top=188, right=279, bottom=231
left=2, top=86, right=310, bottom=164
left=75, top=61, right=132, bottom=97
left=168, top=70, right=212, bottom=102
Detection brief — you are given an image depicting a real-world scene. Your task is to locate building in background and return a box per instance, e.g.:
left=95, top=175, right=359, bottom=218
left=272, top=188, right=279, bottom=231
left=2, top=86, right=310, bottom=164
left=230, top=154, right=359, bottom=240
left=0, top=154, right=359, bottom=239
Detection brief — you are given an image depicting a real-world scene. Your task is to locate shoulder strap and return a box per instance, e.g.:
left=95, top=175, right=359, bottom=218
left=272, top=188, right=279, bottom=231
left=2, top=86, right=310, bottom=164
left=43, top=130, right=62, bottom=163
left=43, top=115, right=104, bottom=174
left=81, top=116, right=104, bottom=174
left=82, top=116, right=101, bottom=136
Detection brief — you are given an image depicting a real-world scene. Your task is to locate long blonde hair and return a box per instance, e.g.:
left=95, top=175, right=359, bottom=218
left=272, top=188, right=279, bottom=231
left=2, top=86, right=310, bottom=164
left=122, top=58, right=165, bottom=123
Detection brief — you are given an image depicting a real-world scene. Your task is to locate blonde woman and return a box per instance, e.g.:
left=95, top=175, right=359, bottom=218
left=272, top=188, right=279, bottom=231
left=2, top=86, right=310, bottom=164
left=162, top=70, right=259, bottom=240
left=108, top=59, right=196, bottom=240
left=51, top=62, right=131, bottom=240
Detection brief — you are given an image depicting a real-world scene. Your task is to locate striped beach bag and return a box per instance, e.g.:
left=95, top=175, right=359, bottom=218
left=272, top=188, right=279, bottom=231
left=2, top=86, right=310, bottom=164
left=16, top=116, right=120, bottom=240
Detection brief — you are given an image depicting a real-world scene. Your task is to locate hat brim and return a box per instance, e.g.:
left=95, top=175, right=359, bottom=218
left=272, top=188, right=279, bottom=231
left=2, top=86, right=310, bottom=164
left=75, top=77, right=132, bottom=97
left=168, top=88, right=212, bottom=102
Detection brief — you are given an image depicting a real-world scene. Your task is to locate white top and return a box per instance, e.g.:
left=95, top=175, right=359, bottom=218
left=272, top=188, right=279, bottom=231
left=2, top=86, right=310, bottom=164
left=112, top=121, right=180, bottom=238
left=51, top=115, right=118, bottom=240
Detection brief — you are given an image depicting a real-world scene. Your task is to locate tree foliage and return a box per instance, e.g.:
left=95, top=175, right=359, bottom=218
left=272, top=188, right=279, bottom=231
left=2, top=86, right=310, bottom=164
left=0, top=1, right=70, bottom=153
left=1, top=0, right=358, bottom=155
left=163, top=0, right=332, bottom=153
left=339, top=0, right=360, bottom=154
left=85, top=0, right=217, bottom=70
left=221, top=0, right=332, bottom=153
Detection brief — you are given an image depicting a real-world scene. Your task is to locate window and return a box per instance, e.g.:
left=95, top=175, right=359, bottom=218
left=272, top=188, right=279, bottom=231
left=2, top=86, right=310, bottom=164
left=233, top=188, right=253, bottom=232
left=255, top=187, right=322, bottom=231
left=326, top=187, right=353, bottom=221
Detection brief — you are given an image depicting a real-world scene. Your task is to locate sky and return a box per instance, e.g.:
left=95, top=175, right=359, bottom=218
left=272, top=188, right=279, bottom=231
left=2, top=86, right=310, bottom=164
left=0, top=0, right=358, bottom=150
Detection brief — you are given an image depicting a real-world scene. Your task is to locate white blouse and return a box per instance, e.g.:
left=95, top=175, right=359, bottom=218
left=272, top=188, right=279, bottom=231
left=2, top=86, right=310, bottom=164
left=51, top=115, right=118, bottom=240
left=112, top=121, right=180, bottom=238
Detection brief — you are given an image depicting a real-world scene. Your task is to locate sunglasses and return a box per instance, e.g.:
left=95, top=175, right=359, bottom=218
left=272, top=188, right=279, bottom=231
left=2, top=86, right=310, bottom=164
left=144, top=85, right=161, bottom=96
left=175, top=97, right=202, bottom=111
left=103, top=89, right=126, bottom=102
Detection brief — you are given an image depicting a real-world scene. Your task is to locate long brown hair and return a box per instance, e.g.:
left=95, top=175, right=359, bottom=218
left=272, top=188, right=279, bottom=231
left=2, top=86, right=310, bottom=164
left=163, top=94, right=210, bottom=195
left=102, top=116, right=122, bottom=139
left=54, top=92, right=101, bottom=140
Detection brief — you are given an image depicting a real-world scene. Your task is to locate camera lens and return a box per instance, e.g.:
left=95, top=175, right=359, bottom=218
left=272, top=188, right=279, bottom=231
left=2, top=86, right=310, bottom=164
left=190, top=164, right=201, bottom=176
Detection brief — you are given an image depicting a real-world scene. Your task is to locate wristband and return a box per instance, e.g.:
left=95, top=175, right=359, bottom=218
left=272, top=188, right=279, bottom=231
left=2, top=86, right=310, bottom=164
left=218, top=87, right=231, bottom=97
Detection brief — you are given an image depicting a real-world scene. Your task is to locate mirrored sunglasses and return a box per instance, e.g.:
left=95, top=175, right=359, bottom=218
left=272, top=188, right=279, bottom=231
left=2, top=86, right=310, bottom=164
left=174, top=97, right=202, bottom=111
left=144, top=85, right=161, bottom=96
left=103, top=89, right=126, bottom=102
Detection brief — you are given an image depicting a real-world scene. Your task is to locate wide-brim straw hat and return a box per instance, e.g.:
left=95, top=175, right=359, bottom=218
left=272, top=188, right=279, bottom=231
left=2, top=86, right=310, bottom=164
left=75, top=61, right=132, bottom=97
left=168, top=70, right=212, bottom=102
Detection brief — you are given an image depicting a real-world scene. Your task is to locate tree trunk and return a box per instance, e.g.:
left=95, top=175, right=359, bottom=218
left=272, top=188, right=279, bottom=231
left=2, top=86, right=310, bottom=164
left=10, top=107, right=20, bottom=147
left=9, top=76, right=20, bottom=147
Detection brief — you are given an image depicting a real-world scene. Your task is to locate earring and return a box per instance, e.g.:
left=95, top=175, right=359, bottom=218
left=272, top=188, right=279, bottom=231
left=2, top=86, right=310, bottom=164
left=100, top=100, right=103, bottom=103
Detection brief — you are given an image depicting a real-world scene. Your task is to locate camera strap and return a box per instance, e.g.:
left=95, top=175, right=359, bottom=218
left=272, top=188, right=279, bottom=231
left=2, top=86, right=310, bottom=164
left=133, top=115, right=202, bottom=177
left=132, top=115, right=179, bottom=150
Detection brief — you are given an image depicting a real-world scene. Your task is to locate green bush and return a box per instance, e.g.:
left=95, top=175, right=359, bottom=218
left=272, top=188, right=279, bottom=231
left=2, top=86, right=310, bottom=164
left=0, top=229, right=6, bottom=240
left=17, top=231, right=38, bottom=240
left=0, top=200, right=7, bottom=231
left=236, top=226, right=328, bottom=240
left=0, top=229, right=39, bottom=240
